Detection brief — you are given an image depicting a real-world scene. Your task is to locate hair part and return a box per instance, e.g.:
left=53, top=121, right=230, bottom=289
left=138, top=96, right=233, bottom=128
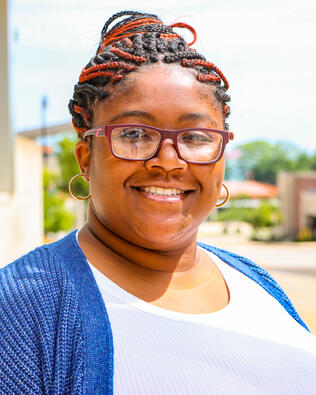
left=69, top=10, right=231, bottom=139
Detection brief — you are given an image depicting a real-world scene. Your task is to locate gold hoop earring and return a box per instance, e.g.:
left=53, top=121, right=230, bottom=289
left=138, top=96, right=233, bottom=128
left=216, top=183, right=229, bottom=207
left=69, top=174, right=91, bottom=200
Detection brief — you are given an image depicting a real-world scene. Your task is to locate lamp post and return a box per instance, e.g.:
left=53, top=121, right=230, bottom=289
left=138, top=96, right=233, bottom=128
left=41, top=95, right=48, bottom=167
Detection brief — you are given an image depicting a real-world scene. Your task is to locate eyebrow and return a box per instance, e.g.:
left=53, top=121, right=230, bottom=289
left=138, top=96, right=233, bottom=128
left=109, top=110, right=218, bottom=127
left=109, top=110, right=156, bottom=123
left=178, top=112, right=218, bottom=127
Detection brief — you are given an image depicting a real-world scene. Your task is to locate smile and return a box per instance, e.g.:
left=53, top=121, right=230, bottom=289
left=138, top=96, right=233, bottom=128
left=140, top=186, right=185, bottom=196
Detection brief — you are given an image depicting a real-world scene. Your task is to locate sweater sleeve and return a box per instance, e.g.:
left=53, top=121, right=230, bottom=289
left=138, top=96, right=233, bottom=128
left=0, top=247, right=85, bottom=394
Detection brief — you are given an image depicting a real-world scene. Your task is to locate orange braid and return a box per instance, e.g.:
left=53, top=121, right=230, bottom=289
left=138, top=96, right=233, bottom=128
left=98, top=31, right=147, bottom=54
left=72, top=119, right=87, bottom=137
left=160, top=33, right=180, bottom=41
left=169, top=22, right=197, bottom=46
left=213, top=68, right=229, bottom=90
left=81, top=62, right=135, bottom=77
left=73, top=104, right=91, bottom=122
left=197, top=74, right=221, bottom=83
left=181, top=58, right=229, bottom=90
left=98, top=18, right=162, bottom=53
left=122, top=37, right=133, bottom=47
left=106, top=17, right=161, bottom=41
left=79, top=70, right=123, bottom=83
left=182, top=59, right=214, bottom=68
left=110, top=47, right=146, bottom=63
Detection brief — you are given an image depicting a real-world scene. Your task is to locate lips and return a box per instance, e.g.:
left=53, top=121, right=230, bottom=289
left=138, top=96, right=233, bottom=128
left=132, top=182, right=196, bottom=191
left=132, top=185, right=196, bottom=195
left=130, top=184, right=197, bottom=204
left=140, top=186, right=185, bottom=196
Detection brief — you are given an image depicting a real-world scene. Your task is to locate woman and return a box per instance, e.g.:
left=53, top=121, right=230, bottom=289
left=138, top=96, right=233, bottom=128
left=1, top=10, right=315, bottom=394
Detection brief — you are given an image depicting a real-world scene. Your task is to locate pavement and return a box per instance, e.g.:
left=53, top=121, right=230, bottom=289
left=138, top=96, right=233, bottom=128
left=267, top=270, right=316, bottom=335
left=198, top=223, right=316, bottom=335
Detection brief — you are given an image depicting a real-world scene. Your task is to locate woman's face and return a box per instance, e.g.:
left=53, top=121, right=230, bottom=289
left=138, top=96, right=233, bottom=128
left=76, top=64, right=225, bottom=250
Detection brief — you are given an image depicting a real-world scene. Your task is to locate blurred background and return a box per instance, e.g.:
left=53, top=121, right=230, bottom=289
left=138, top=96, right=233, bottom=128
left=0, top=0, right=315, bottom=332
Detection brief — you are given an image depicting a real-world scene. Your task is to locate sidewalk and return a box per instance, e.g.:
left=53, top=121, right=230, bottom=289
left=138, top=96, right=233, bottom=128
left=268, top=270, right=316, bottom=335
left=198, top=223, right=316, bottom=272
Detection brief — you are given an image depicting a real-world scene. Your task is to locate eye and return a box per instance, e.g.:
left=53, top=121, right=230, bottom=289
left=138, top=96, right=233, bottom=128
left=179, top=131, right=214, bottom=144
left=119, top=127, right=151, bottom=141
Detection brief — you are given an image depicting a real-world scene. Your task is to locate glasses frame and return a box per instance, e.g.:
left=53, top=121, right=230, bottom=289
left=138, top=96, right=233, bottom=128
left=83, top=124, right=234, bottom=164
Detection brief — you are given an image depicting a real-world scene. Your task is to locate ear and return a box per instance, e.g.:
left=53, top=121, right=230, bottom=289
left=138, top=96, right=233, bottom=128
left=75, top=139, right=91, bottom=181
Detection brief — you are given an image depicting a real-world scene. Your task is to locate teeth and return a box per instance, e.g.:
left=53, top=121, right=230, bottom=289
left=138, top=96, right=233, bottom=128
left=141, top=186, right=184, bottom=196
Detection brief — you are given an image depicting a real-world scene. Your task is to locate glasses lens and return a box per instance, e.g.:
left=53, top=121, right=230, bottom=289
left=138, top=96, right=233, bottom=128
left=111, top=126, right=160, bottom=159
left=177, top=130, right=223, bottom=162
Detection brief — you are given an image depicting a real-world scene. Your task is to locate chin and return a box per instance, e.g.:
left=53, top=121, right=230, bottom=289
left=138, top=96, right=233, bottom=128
left=130, top=217, right=197, bottom=250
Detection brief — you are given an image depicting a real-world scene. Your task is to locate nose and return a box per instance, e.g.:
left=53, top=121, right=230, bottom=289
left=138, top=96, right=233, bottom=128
left=144, top=138, right=188, bottom=173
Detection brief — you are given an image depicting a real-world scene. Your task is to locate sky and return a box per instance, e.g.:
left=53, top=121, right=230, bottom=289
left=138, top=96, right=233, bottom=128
left=8, top=0, right=316, bottom=152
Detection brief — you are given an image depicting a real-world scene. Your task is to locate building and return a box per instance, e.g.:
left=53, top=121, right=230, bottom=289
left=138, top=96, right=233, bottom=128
left=219, top=180, right=279, bottom=208
left=0, top=119, right=74, bottom=265
left=0, top=0, right=43, bottom=265
left=0, top=136, right=43, bottom=265
left=278, top=172, right=316, bottom=240
left=221, top=180, right=279, bottom=198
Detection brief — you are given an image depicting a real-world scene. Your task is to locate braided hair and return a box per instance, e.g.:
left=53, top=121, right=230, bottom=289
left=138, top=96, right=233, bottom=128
left=69, top=10, right=231, bottom=138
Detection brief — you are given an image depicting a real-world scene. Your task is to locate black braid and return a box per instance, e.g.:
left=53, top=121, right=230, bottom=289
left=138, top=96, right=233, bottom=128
left=101, top=11, right=158, bottom=38
left=69, top=10, right=231, bottom=137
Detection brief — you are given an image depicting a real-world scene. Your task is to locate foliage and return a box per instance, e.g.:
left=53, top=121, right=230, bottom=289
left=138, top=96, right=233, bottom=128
left=217, top=199, right=282, bottom=230
left=216, top=205, right=249, bottom=223
left=227, top=141, right=316, bottom=184
left=43, top=168, right=74, bottom=234
left=310, top=153, right=316, bottom=170
left=245, top=201, right=282, bottom=229
left=56, top=135, right=89, bottom=197
left=296, top=228, right=315, bottom=242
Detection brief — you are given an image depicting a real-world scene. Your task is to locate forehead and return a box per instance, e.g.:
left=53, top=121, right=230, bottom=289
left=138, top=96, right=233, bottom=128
left=108, top=63, right=216, bottom=102
left=94, top=63, right=222, bottom=126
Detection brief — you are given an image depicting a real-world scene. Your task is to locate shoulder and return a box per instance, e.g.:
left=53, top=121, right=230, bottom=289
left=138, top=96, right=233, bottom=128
left=0, top=231, right=83, bottom=322
left=0, top=231, right=85, bottom=393
left=198, top=241, right=310, bottom=332
left=0, top=231, right=77, bottom=297
left=0, top=232, right=79, bottom=330
left=1, top=229, right=79, bottom=280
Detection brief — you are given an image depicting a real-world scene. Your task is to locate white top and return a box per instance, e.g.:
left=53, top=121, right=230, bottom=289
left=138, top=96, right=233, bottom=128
left=76, top=233, right=316, bottom=394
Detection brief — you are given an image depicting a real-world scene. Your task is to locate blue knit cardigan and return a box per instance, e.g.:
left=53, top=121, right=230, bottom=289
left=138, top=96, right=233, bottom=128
left=0, top=231, right=309, bottom=394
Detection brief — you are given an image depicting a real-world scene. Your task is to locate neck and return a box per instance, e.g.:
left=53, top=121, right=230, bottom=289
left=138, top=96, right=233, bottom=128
left=78, top=205, right=213, bottom=299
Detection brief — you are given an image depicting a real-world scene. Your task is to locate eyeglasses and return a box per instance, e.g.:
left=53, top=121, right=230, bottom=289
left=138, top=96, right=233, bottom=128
left=84, top=124, right=234, bottom=164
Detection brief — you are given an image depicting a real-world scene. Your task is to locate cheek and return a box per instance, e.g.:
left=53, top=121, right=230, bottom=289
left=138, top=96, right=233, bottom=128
left=195, top=159, right=225, bottom=195
left=196, top=160, right=225, bottom=216
left=89, top=140, right=121, bottom=204
left=89, top=140, right=140, bottom=211
left=89, top=160, right=133, bottom=234
left=215, top=158, right=226, bottom=187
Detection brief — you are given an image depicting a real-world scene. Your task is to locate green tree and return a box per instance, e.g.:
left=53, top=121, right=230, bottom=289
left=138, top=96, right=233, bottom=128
left=217, top=199, right=282, bottom=240
left=235, top=141, right=314, bottom=184
left=235, top=141, right=272, bottom=180
left=43, top=168, right=74, bottom=234
left=309, top=153, right=316, bottom=170
left=56, top=135, right=89, bottom=197
left=293, top=152, right=313, bottom=170
left=244, top=200, right=282, bottom=230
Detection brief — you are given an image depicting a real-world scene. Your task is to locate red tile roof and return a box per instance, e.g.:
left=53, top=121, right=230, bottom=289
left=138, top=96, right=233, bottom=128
left=221, top=180, right=279, bottom=199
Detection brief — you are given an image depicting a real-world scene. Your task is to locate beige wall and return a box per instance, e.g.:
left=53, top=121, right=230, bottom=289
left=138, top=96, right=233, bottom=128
left=278, top=172, right=297, bottom=238
left=0, top=0, right=14, bottom=193
left=0, top=136, right=43, bottom=266
left=300, top=190, right=316, bottom=228
left=278, top=171, right=316, bottom=239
